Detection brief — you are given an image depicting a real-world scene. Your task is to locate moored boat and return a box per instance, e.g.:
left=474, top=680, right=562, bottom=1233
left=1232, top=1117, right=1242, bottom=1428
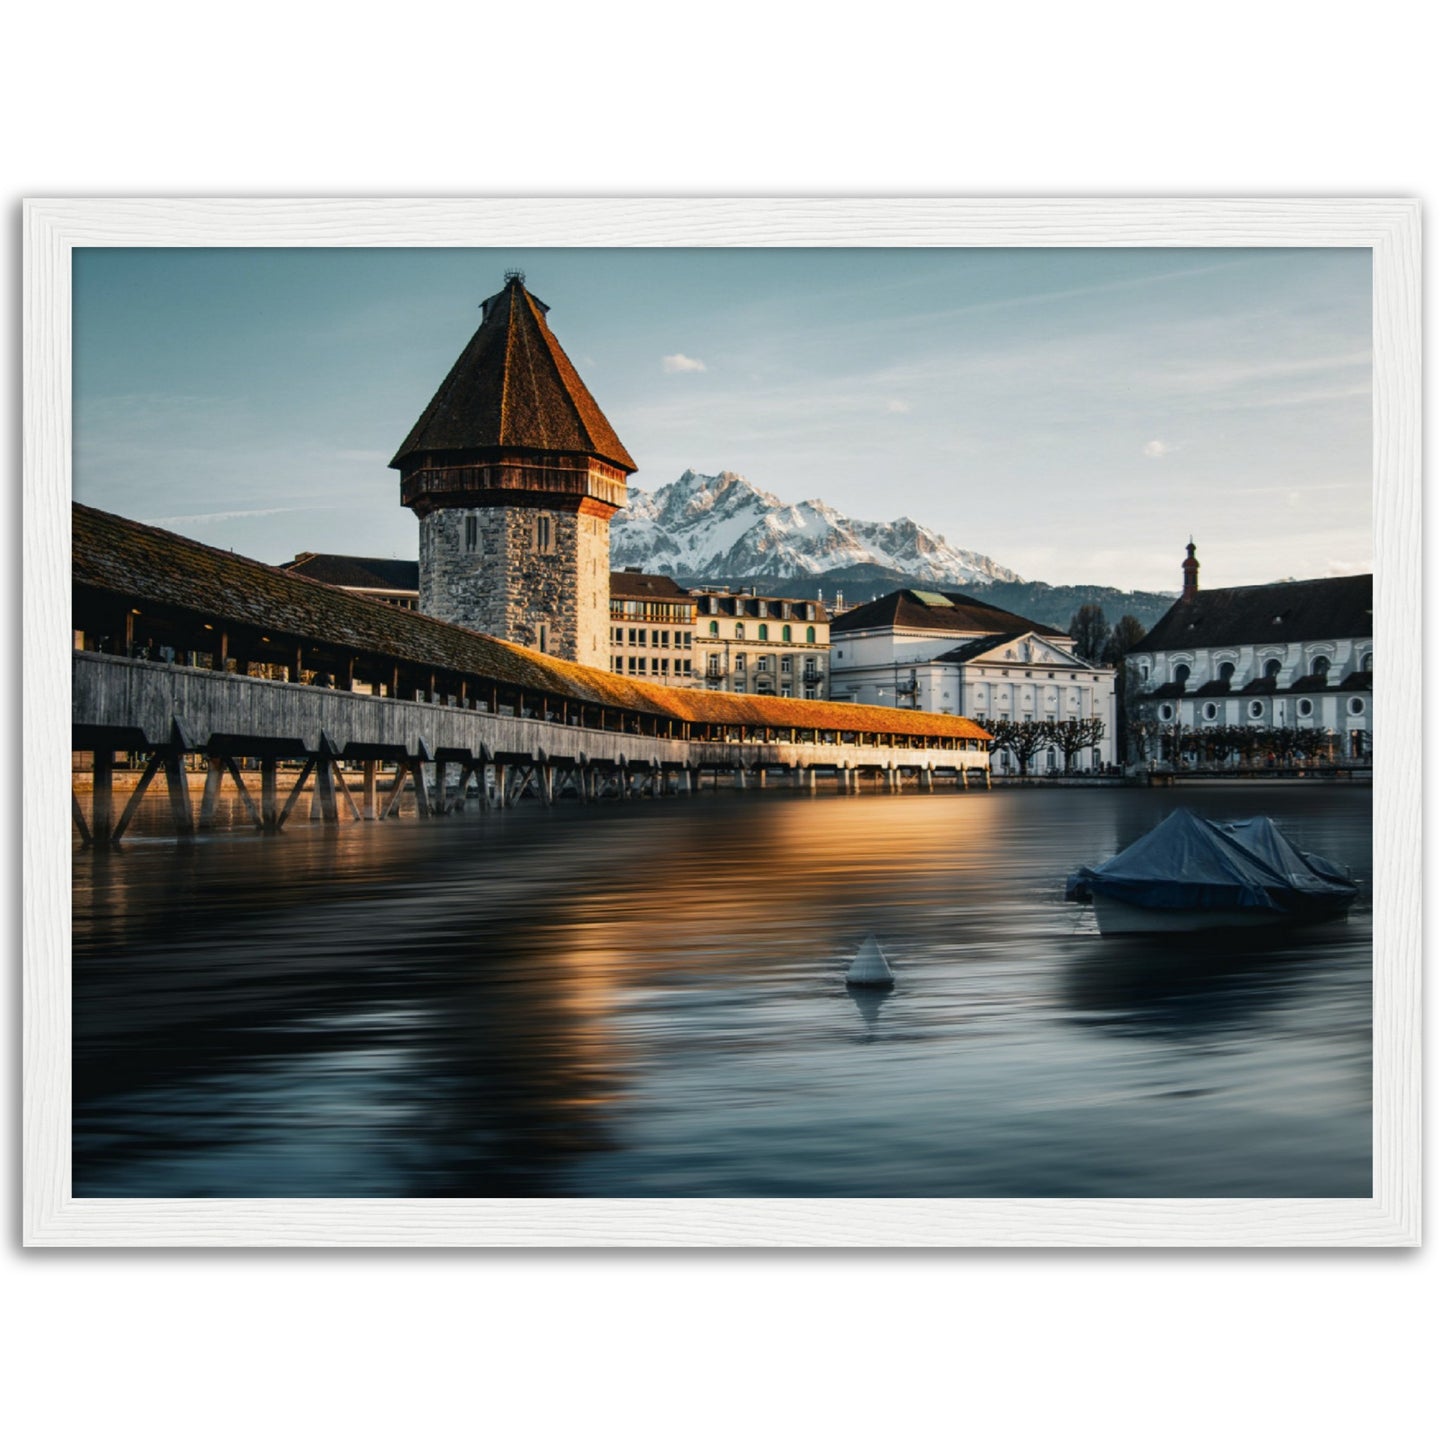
left=1066, top=809, right=1358, bottom=935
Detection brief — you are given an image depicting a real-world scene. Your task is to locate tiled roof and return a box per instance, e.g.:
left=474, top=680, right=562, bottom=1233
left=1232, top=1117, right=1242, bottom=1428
left=610, top=571, right=695, bottom=602
left=282, top=553, right=419, bottom=591
left=832, top=588, right=1067, bottom=639
left=390, top=276, right=637, bottom=474
left=1132, top=575, right=1372, bottom=653
left=74, top=504, right=988, bottom=743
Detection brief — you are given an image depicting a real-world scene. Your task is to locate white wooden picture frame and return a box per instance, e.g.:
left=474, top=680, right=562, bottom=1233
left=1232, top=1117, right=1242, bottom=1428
left=23, top=198, right=1421, bottom=1247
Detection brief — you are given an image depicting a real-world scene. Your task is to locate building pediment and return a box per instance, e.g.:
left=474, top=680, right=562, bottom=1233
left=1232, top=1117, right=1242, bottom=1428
left=941, top=632, right=1083, bottom=670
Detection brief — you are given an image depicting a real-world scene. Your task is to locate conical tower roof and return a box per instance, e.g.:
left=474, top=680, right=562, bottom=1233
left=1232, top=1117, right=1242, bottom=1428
left=391, top=274, right=637, bottom=475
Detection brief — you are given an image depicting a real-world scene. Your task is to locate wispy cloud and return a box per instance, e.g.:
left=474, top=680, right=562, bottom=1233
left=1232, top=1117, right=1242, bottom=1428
left=147, top=506, right=322, bottom=527
left=662, top=353, right=707, bottom=374
left=1142, top=439, right=1176, bottom=458
left=885, top=398, right=912, bottom=414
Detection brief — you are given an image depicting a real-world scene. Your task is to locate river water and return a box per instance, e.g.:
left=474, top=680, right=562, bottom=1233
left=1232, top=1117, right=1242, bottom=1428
left=72, top=783, right=1372, bottom=1198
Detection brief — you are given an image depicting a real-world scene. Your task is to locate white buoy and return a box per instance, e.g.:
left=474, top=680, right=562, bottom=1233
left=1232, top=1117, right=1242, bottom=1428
left=846, top=934, right=895, bottom=990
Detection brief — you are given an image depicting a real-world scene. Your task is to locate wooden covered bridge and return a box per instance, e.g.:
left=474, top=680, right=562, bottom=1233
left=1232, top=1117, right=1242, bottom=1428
left=72, top=504, right=992, bottom=845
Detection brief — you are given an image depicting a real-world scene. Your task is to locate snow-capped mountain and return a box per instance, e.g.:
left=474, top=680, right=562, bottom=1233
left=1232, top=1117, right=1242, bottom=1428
left=611, top=469, right=1021, bottom=587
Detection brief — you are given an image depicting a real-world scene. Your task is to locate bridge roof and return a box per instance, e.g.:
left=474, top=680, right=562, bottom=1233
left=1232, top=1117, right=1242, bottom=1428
left=390, top=274, right=637, bottom=475
left=74, top=504, right=990, bottom=743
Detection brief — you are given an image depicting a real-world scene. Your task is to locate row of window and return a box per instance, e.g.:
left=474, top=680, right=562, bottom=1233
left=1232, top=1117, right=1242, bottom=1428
left=612, top=600, right=694, bottom=622
left=702, top=621, right=818, bottom=643
left=1159, top=696, right=1369, bottom=722
left=612, top=655, right=695, bottom=677
left=462, top=513, right=556, bottom=554
left=612, top=627, right=693, bottom=649
left=705, top=653, right=823, bottom=676
left=1150, top=652, right=1373, bottom=687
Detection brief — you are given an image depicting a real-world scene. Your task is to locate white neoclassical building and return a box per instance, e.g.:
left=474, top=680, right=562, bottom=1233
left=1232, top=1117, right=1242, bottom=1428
left=829, top=588, right=1117, bottom=771
left=1127, top=545, right=1373, bottom=766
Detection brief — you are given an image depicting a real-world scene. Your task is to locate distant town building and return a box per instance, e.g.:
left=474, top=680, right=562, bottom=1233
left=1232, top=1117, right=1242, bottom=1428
left=392, top=272, right=636, bottom=668
left=281, top=553, right=420, bottom=609
left=610, top=569, right=697, bottom=684
left=1128, top=543, right=1373, bottom=767
left=692, top=587, right=831, bottom=698
left=830, top=588, right=1117, bottom=771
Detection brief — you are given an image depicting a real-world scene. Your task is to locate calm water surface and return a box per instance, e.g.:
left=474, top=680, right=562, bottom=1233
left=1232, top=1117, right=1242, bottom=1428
left=72, top=784, right=1372, bottom=1197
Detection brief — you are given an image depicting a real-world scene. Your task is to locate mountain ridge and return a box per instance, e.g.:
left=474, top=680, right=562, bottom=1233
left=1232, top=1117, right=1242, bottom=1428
left=613, top=469, right=1175, bottom=632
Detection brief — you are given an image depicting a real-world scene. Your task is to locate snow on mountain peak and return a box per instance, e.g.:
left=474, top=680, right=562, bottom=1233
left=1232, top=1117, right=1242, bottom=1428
left=612, top=469, right=1021, bottom=587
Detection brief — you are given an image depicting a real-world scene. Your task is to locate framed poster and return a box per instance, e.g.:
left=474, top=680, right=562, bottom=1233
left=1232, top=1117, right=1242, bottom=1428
left=23, top=198, right=1420, bottom=1245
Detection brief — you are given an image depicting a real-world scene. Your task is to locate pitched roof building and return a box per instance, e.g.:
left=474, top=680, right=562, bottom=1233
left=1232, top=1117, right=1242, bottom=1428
left=829, top=588, right=1115, bottom=771
left=1126, top=543, right=1373, bottom=766
left=281, top=553, right=420, bottom=608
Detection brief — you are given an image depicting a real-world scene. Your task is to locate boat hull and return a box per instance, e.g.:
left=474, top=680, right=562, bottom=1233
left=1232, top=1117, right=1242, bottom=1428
left=1091, top=893, right=1350, bottom=936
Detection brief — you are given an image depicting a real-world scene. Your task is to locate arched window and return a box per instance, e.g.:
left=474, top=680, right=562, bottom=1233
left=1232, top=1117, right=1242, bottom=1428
left=708, top=621, right=719, bottom=637
left=782, top=625, right=792, bottom=642
left=734, top=622, right=745, bottom=640
left=1264, top=658, right=1282, bottom=680
left=1218, top=660, right=1235, bottom=684
left=806, top=626, right=816, bottom=643
left=1312, top=655, right=1330, bottom=678
left=1362, top=652, right=1373, bottom=673
left=1173, top=663, right=1190, bottom=686
left=758, top=624, right=769, bottom=642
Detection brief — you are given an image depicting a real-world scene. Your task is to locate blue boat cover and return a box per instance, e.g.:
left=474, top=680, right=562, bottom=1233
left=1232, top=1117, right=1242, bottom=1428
left=1066, top=809, right=1357, bottom=914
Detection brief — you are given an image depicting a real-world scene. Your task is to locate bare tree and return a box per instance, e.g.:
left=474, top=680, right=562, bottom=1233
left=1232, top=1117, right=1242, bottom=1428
left=1046, top=716, right=1107, bottom=773
left=1007, top=719, right=1051, bottom=777
left=1068, top=604, right=1110, bottom=664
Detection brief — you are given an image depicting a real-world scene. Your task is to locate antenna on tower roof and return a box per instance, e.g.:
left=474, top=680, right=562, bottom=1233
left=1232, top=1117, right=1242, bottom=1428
left=504, top=269, right=526, bottom=285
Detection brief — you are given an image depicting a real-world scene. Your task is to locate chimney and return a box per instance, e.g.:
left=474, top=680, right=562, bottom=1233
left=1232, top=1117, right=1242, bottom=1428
left=1182, top=539, right=1200, bottom=602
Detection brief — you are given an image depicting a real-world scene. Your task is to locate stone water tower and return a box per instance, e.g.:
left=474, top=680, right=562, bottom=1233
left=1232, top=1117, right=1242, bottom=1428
left=392, top=273, right=636, bottom=668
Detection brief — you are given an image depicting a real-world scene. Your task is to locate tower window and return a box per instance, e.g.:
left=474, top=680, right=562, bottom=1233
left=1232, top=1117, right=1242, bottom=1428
left=537, top=622, right=550, bottom=654
left=535, top=514, right=554, bottom=553
left=464, top=514, right=478, bottom=552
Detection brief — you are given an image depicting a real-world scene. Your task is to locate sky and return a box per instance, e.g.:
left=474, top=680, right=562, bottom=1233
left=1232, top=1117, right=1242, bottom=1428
left=72, top=246, right=1372, bottom=593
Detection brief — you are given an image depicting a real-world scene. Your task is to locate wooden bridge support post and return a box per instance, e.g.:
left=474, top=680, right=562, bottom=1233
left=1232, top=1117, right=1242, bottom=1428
left=919, top=768, right=933, bottom=792
left=162, top=749, right=195, bottom=836
left=805, top=767, right=817, bottom=792
left=541, top=764, right=555, bottom=807
left=410, top=760, right=432, bottom=817
left=198, top=755, right=226, bottom=829
left=734, top=767, right=747, bottom=790
left=756, top=766, right=767, bottom=789
left=314, top=750, right=339, bottom=824
left=361, top=760, right=378, bottom=820
left=261, top=757, right=280, bottom=832
left=91, top=749, right=115, bottom=847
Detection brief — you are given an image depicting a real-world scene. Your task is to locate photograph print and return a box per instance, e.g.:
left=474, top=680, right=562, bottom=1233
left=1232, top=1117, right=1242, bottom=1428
left=57, top=226, right=1390, bottom=1226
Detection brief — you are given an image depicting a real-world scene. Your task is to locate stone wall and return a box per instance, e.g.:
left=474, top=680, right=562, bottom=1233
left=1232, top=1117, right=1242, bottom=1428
left=419, top=504, right=611, bottom=668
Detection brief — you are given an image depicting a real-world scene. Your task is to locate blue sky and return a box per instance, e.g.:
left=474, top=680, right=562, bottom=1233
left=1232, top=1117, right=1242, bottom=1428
left=72, top=246, right=1372, bottom=593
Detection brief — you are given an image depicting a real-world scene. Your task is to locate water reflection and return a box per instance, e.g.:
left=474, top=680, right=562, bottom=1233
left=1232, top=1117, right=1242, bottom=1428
left=73, top=784, right=1373, bottom=1198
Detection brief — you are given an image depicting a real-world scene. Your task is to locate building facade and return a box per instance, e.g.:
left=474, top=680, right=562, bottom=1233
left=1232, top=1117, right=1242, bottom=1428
left=830, top=588, right=1117, bottom=771
left=392, top=272, right=636, bottom=669
left=692, top=588, right=830, bottom=698
left=609, top=569, right=697, bottom=684
left=1128, top=546, right=1373, bottom=768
